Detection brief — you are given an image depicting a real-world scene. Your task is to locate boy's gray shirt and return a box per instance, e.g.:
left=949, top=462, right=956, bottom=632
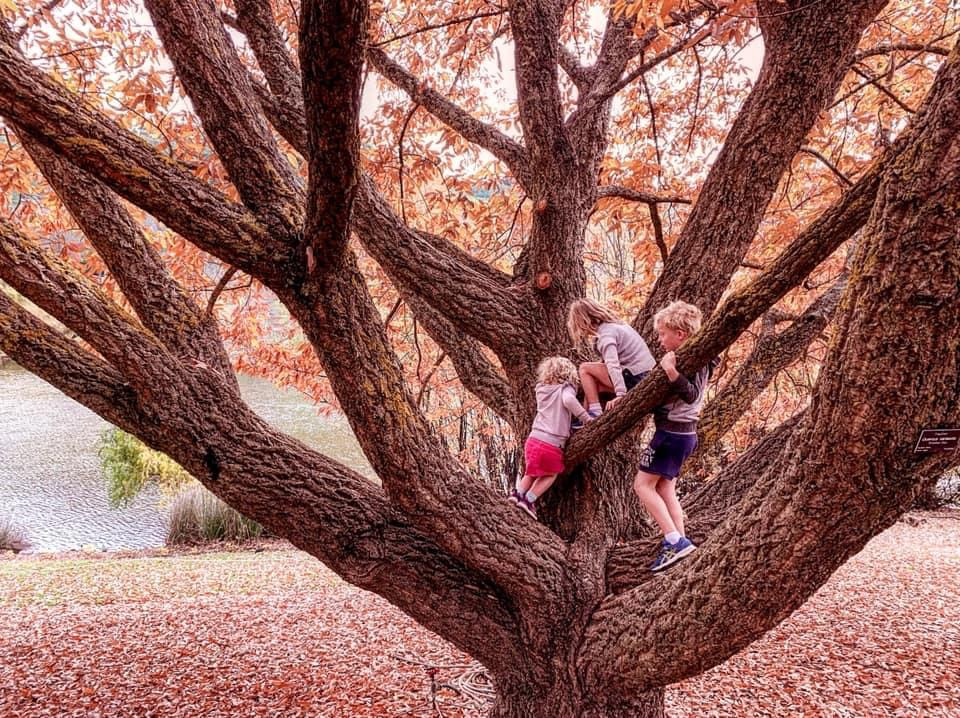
left=654, top=358, right=719, bottom=433
left=594, top=322, right=656, bottom=395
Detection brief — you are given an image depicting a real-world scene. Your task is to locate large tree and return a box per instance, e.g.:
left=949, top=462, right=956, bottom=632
left=1, top=1, right=958, bottom=715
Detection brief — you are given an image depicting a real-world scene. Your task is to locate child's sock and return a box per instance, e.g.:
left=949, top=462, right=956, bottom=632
left=588, top=402, right=602, bottom=415
left=665, top=531, right=682, bottom=545
left=525, top=489, right=539, bottom=503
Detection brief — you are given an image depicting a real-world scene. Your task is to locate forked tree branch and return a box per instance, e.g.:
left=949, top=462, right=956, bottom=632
left=567, top=116, right=905, bottom=467
left=0, top=221, right=171, bottom=386
left=21, top=135, right=236, bottom=382
left=144, top=0, right=305, bottom=235
left=0, top=291, right=144, bottom=430
left=0, top=39, right=288, bottom=282
left=278, top=254, right=570, bottom=623
left=635, top=0, right=889, bottom=336
left=251, top=81, right=523, bottom=402
left=581, top=40, right=960, bottom=692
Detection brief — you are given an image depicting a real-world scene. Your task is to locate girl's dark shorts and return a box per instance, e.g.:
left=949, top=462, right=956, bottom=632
left=622, top=369, right=648, bottom=391
left=638, top=429, right=698, bottom=479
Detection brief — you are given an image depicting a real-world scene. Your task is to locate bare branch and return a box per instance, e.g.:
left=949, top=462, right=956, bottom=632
left=799, top=146, right=853, bottom=186
left=852, top=41, right=953, bottom=64
left=403, top=292, right=516, bottom=422
left=647, top=201, right=668, bottom=264
left=596, top=185, right=691, bottom=205
left=204, top=266, right=239, bottom=321
left=570, top=24, right=707, bottom=126
left=375, top=9, right=506, bottom=47
left=367, top=47, right=532, bottom=188
left=849, top=64, right=917, bottom=114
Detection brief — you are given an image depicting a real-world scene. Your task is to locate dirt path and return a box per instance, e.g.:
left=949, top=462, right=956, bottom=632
left=2, top=513, right=958, bottom=717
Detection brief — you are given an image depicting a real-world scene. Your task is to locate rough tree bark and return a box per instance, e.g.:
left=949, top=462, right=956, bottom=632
left=1, top=4, right=958, bottom=717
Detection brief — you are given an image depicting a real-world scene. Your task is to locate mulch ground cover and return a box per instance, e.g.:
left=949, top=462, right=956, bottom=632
left=1, top=511, right=957, bottom=717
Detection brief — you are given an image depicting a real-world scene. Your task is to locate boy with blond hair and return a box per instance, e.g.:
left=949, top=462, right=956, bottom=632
left=634, top=300, right=718, bottom=571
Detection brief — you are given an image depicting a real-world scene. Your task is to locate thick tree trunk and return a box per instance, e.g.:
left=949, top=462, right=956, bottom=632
left=490, top=679, right=664, bottom=718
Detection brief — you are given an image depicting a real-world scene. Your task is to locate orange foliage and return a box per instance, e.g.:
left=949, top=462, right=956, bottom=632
left=2, top=0, right=956, bottom=456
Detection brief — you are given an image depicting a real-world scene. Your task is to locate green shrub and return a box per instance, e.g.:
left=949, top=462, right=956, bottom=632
left=98, top=429, right=193, bottom=507
left=166, top=485, right=264, bottom=545
left=0, top=516, right=29, bottom=552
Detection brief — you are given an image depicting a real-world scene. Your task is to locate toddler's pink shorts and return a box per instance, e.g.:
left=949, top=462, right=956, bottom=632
left=524, top=437, right=565, bottom=477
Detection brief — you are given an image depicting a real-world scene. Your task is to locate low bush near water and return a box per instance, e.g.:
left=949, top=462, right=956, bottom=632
left=0, top=516, right=29, bottom=552
left=98, top=429, right=193, bottom=507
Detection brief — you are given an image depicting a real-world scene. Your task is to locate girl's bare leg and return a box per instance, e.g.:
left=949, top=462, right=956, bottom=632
left=530, top=473, right=557, bottom=498
left=579, top=361, right=614, bottom=406
left=517, top=474, right=534, bottom=495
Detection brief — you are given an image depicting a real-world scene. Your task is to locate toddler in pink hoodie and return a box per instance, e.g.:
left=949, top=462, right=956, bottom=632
left=510, top=356, right=593, bottom=519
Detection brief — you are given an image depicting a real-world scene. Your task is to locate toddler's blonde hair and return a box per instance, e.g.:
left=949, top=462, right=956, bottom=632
left=537, top=356, right=579, bottom=386
left=567, top=298, right=621, bottom=347
left=654, top=300, right=702, bottom=336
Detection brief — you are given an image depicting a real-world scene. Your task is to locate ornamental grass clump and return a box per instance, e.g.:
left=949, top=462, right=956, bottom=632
left=166, top=484, right=263, bottom=545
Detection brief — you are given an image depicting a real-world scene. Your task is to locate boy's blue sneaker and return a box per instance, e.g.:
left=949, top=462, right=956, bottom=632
left=508, top=489, right=522, bottom=505
left=650, top=537, right=696, bottom=572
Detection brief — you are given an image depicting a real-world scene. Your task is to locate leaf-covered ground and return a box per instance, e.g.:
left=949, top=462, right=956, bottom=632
left=1, top=513, right=958, bottom=717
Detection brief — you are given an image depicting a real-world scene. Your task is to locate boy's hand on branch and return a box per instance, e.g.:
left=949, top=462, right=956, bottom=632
left=660, top=351, right=680, bottom=381
left=607, top=396, right=622, bottom=409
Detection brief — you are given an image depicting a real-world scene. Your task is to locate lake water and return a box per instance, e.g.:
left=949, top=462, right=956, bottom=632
left=0, top=364, right=371, bottom=553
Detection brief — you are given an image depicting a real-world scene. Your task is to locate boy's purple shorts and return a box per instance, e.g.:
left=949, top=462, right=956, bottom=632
left=524, top=437, right=565, bottom=477
left=638, top=429, right=698, bottom=479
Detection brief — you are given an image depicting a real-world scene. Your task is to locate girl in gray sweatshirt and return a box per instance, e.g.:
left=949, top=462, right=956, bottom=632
left=567, top=299, right=656, bottom=418
left=511, top=356, right=593, bottom=519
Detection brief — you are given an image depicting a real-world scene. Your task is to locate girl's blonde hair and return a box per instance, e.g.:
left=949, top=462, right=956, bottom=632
left=566, top=299, right=621, bottom=346
left=537, top=356, right=579, bottom=386
left=654, top=300, right=702, bottom=336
